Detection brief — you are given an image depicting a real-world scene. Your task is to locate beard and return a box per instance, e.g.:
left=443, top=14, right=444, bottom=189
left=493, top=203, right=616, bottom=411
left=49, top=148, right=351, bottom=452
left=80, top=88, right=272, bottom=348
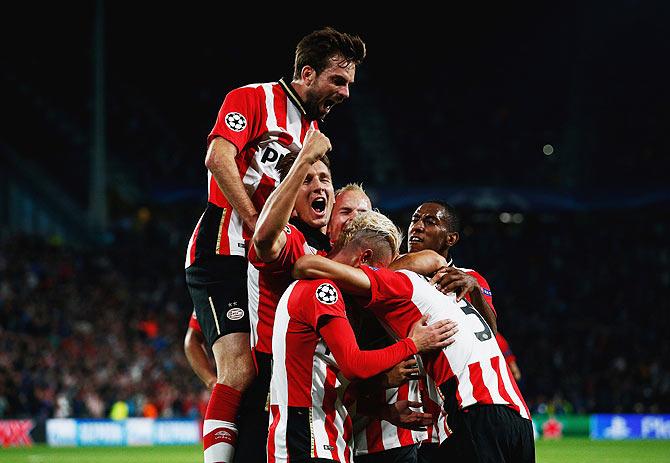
left=303, top=89, right=326, bottom=121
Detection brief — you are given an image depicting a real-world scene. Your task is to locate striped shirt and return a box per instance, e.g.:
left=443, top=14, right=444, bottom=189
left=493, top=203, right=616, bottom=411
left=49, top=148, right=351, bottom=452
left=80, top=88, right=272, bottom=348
left=185, top=79, right=317, bottom=267
left=360, top=266, right=531, bottom=438
left=269, top=279, right=418, bottom=463
left=247, top=222, right=330, bottom=355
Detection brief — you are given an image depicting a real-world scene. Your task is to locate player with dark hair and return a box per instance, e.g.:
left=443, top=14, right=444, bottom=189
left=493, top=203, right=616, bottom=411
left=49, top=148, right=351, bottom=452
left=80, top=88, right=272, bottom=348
left=184, top=27, right=365, bottom=463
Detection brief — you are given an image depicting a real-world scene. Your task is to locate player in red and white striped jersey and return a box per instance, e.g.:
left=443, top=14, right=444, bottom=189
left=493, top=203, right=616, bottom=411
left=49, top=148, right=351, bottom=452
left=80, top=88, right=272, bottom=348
left=292, top=212, right=535, bottom=463
left=330, top=188, right=426, bottom=463
left=246, top=128, right=335, bottom=463
left=185, top=28, right=366, bottom=463
left=270, top=210, right=456, bottom=463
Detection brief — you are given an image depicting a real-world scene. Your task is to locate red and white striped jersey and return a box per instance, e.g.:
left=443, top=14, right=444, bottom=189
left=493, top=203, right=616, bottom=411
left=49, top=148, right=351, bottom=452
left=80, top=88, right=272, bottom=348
left=353, top=381, right=426, bottom=455
left=269, top=279, right=418, bottom=463
left=422, top=264, right=497, bottom=444
left=360, top=266, right=531, bottom=424
left=247, top=223, right=329, bottom=355
left=269, top=279, right=353, bottom=463
left=185, top=79, right=317, bottom=267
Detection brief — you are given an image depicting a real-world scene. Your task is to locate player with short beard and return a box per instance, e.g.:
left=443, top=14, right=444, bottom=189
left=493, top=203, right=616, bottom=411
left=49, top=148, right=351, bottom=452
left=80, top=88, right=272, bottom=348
left=184, top=28, right=365, bottom=463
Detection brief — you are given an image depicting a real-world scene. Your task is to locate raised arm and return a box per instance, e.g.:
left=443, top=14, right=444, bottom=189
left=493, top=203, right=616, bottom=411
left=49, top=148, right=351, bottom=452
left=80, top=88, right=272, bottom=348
left=205, top=137, right=259, bottom=232
left=252, top=128, right=331, bottom=262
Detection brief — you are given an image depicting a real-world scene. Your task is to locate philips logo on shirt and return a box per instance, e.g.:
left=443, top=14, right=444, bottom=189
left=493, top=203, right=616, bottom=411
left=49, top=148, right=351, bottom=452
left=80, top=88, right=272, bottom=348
left=482, top=288, right=492, bottom=296
left=368, top=266, right=379, bottom=271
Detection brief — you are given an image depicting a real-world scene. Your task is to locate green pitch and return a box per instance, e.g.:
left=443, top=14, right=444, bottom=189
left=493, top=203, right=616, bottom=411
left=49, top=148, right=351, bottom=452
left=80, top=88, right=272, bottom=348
left=1, top=439, right=670, bottom=463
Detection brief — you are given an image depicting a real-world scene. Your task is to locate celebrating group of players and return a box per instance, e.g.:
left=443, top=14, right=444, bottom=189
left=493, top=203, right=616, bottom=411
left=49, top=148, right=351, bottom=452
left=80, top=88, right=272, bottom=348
left=182, top=27, right=535, bottom=463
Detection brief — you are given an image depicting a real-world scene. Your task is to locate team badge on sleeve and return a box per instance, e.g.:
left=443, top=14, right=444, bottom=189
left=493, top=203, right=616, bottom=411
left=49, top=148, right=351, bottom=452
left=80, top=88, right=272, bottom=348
left=225, top=112, right=247, bottom=132
left=315, top=283, right=338, bottom=305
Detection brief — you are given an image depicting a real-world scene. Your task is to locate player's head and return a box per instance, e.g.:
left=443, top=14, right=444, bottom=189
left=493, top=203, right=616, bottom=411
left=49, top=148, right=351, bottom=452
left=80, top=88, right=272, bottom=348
left=277, top=152, right=334, bottom=232
left=407, top=201, right=460, bottom=257
left=293, top=27, right=366, bottom=121
left=327, top=183, right=372, bottom=243
left=330, top=210, right=402, bottom=269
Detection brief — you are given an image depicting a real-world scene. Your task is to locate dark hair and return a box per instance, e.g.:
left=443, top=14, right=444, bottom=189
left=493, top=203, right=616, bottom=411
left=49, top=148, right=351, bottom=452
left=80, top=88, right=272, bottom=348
left=293, top=27, right=366, bottom=79
left=425, top=200, right=461, bottom=233
left=276, top=152, right=331, bottom=182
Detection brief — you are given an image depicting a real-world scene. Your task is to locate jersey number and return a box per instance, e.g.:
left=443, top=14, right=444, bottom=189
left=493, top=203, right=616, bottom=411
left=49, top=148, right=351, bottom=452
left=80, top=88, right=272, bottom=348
left=457, top=299, right=493, bottom=342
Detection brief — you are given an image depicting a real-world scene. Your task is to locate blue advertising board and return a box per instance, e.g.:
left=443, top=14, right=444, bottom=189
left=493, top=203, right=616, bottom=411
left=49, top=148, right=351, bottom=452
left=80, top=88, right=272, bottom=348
left=590, top=414, right=670, bottom=440
left=46, top=418, right=200, bottom=447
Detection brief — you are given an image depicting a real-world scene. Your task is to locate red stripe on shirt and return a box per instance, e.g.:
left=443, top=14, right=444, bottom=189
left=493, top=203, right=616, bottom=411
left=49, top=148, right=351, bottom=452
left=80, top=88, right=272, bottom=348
left=323, top=366, right=341, bottom=461
left=395, top=383, right=415, bottom=446
left=506, top=362, right=531, bottom=418
left=267, top=404, right=280, bottom=463
left=273, top=85, right=288, bottom=130
left=468, top=362, right=493, bottom=405
left=364, top=417, right=384, bottom=454
left=491, top=356, right=519, bottom=414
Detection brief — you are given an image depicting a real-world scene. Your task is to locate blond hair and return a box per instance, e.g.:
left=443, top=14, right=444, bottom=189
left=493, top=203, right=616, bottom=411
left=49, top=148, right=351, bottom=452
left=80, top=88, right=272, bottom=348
left=334, top=182, right=367, bottom=199
left=335, top=210, right=402, bottom=260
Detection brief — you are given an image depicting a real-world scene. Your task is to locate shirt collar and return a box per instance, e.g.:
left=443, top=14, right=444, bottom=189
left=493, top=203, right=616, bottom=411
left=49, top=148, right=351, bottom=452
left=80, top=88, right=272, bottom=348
left=278, top=77, right=309, bottom=118
left=446, top=258, right=454, bottom=268
left=289, top=217, right=332, bottom=252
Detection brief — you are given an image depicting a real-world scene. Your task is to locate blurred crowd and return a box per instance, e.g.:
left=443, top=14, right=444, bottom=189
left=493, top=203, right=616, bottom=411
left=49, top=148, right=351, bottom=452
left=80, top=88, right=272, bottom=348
left=1, top=207, right=668, bottom=421
left=0, top=232, right=205, bottom=421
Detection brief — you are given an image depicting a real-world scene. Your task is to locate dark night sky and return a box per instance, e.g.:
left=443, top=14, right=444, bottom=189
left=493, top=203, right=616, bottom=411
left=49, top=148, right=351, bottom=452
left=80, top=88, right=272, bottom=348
left=2, top=2, right=669, bottom=207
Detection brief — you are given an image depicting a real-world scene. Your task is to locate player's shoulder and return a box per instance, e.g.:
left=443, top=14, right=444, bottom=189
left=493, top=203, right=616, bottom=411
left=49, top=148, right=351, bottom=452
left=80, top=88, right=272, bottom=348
left=296, top=279, right=342, bottom=305
left=456, top=265, right=486, bottom=280
left=225, top=82, right=270, bottom=100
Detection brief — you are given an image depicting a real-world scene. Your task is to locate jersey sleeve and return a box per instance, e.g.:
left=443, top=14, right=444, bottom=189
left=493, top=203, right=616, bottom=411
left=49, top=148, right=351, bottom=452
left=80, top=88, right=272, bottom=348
left=188, top=310, right=202, bottom=333
left=208, top=86, right=265, bottom=151
left=307, top=280, right=348, bottom=329
left=467, top=270, right=496, bottom=315
left=248, top=225, right=308, bottom=273
left=359, top=266, right=414, bottom=309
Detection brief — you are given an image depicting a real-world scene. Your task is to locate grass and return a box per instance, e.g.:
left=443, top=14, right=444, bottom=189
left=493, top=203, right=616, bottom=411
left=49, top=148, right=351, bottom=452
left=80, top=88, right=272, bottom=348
left=1, top=438, right=670, bottom=462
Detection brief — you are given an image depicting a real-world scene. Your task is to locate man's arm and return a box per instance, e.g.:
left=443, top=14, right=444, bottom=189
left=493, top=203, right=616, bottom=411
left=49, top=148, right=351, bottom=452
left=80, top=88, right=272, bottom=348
left=292, top=254, right=371, bottom=296
left=183, top=327, right=217, bottom=390
left=389, top=250, right=447, bottom=275
left=205, top=137, right=259, bottom=232
left=319, top=316, right=455, bottom=381
left=252, top=128, right=331, bottom=262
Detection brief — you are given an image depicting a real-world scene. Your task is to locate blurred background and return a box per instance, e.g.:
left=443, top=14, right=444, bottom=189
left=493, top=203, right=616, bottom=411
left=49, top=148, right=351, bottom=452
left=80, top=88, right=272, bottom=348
left=1, top=0, right=668, bottom=444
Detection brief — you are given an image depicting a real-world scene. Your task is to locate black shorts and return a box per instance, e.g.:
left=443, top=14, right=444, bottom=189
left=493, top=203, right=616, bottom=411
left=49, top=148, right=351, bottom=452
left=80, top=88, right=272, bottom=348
left=185, top=255, right=249, bottom=348
left=439, top=404, right=535, bottom=463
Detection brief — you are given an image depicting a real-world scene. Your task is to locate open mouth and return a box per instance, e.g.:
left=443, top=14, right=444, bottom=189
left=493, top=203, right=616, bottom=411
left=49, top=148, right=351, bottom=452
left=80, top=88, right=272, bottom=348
left=311, top=198, right=327, bottom=215
left=409, top=235, right=423, bottom=243
left=322, top=99, right=336, bottom=113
